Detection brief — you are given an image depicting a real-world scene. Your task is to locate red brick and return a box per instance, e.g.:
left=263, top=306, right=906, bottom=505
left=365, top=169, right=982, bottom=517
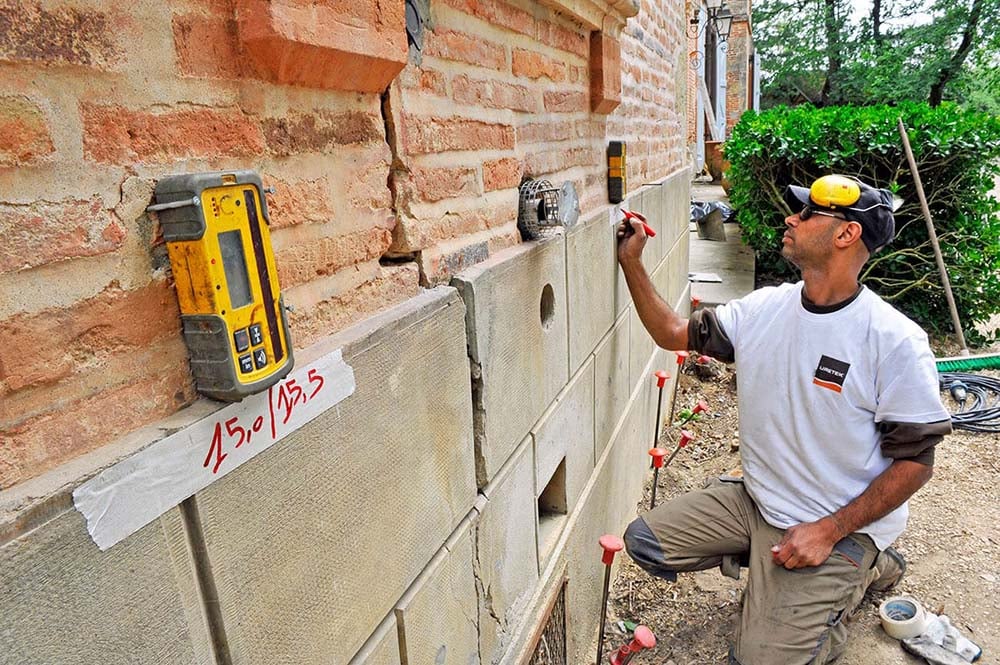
left=289, top=264, right=421, bottom=348
left=0, top=280, right=183, bottom=393
left=525, top=146, right=599, bottom=176
left=438, top=0, right=536, bottom=38
left=536, top=21, right=588, bottom=59
left=0, top=1, right=122, bottom=68
left=0, top=96, right=54, bottom=166
left=543, top=90, right=587, bottom=113
left=408, top=165, right=481, bottom=202
left=425, top=28, right=506, bottom=70
left=516, top=121, right=573, bottom=144
left=1, top=362, right=194, bottom=489
left=399, top=66, right=449, bottom=97
left=81, top=104, right=265, bottom=164
left=483, top=157, right=522, bottom=192
left=236, top=0, right=406, bottom=92
left=512, top=48, right=567, bottom=82
left=275, top=228, right=393, bottom=288
left=452, top=75, right=538, bottom=112
left=391, top=202, right=514, bottom=252
left=263, top=176, right=338, bottom=229
left=401, top=115, right=514, bottom=155
left=261, top=110, right=384, bottom=155
left=0, top=197, right=125, bottom=274
left=172, top=12, right=250, bottom=79
left=590, top=32, right=622, bottom=114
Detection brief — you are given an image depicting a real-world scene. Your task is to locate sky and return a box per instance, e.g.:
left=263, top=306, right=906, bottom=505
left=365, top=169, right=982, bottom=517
left=848, top=0, right=935, bottom=27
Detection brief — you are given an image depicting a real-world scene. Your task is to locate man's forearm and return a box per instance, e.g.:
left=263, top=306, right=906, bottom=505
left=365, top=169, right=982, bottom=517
left=826, top=460, right=934, bottom=539
left=619, top=257, right=688, bottom=350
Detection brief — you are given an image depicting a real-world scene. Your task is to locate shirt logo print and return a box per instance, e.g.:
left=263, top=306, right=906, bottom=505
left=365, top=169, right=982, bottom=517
left=813, top=355, right=851, bottom=393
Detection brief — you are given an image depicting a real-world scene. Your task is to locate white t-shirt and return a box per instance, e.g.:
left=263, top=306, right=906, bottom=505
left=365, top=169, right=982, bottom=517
left=714, top=282, right=949, bottom=549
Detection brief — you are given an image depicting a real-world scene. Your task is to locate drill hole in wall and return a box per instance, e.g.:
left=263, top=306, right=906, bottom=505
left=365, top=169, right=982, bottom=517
left=540, top=283, right=555, bottom=330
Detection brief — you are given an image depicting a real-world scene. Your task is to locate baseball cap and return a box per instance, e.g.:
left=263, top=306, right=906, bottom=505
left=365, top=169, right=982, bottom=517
left=785, top=175, right=899, bottom=253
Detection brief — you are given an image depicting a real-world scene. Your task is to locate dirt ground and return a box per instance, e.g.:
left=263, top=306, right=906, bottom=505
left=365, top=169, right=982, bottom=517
left=605, top=352, right=1000, bottom=664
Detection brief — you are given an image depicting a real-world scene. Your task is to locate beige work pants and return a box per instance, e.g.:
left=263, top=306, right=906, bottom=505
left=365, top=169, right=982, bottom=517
left=623, top=481, right=880, bottom=664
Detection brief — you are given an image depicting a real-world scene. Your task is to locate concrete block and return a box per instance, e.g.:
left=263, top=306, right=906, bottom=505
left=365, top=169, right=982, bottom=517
left=348, top=615, right=402, bottom=665
left=642, top=183, right=666, bottom=266
left=566, top=212, right=616, bottom=375
left=666, top=232, right=691, bottom=309
left=453, top=238, right=569, bottom=487
left=477, top=439, right=538, bottom=664
left=0, top=506, right=212, bottom=665
left=629, top=304, right=655, bottom=393
left=396, top=516, right=479, bottom=665
left=651, top=249, right=671, bottom=308
left=593, top=311, right=629, bottom=457
left=194, top=287, right=477, bottom=665
left=663, top=167, right=692, bottom=242
left=531, top=358, right=595, bottom=565
left=609, top=205, right=632, bottom=320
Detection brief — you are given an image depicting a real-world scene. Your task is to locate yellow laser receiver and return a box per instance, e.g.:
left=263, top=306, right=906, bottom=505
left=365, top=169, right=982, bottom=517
left=150, top=171, right=293, bottom=402
left=608, top=141, right=626, bottom=204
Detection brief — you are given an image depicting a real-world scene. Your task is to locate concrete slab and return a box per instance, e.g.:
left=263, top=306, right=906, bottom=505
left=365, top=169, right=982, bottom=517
left=194, top=288, right=477, bottom=665
left=666, top=232, right=692, bottom=309
left=477, top=439, right=538, bottom=665
left=636, top=182, right=664, bottom=264
left=395, top=516, right=479, bottom=665
left=453, top=237, right=569, bottom=487
left=593, top=311, right=629, bottom=458
left=628, top=304, right=655, bottom=393
left=531, top=357, right=595, bottom=566
left=566, top=212, right=615, bottom=375
left=660, top=167, right=692, bottom=244
left=348, top=614, right=402, bottom=665
left=689, top=223, right=755, bottom=308
left=0, top=507, right=213, bottom=665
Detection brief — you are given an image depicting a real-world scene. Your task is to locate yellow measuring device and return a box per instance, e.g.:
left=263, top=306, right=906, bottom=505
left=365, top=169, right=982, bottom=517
left=150, top=171, right=293, bottom=401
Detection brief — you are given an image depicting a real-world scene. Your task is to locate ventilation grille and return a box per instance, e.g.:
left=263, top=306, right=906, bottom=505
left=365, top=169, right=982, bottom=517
left=528, top=580, right=567, bottom=665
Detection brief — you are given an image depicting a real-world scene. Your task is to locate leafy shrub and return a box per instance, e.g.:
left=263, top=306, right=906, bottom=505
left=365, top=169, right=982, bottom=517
left=725, top=102, right=1000, bottom=340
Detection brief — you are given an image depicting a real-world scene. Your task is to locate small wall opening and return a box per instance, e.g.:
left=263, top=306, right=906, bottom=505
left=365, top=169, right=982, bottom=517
left=540, top=283, right=555, bottom=330
left=537, top=459, right=568, bottom=559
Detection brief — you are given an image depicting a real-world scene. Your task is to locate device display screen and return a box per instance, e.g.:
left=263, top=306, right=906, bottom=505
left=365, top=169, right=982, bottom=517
left=218, top=230, right=252, bottom=309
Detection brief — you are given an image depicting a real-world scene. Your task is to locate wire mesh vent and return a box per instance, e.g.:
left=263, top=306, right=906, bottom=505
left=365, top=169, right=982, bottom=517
left=528, top=580, right=567, bottom=665
left=518, top=179, right=562, bottom=240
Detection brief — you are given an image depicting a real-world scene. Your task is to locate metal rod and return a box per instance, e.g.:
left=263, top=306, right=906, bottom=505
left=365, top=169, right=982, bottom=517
left=663, top=444, right=684, bottom=468
left=597, top=564, right=613, bottom=665
left=897, top=117, right=968, bottom=354
left=652, top=387, right=664, bottom=447
left=650, top=467, right=660, bottom=510
left=146, top=195, right=200, bottom=213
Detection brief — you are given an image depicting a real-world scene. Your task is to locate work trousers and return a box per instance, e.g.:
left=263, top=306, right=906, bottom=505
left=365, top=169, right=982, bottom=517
left=623, top=481, right=880, bottom=665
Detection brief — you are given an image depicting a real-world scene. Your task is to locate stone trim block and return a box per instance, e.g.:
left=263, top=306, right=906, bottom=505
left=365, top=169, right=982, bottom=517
left=593, top=310, right=629, bottom=457
left=476, top=438, right=538, bottom=665
left=0, top=507, right=212, bottom=665
left=348, top=614, right=401, bottom=665
left=235, top=0, right=407, bottom=92
left=566, top=211, right=615, bottom=375
left=453, top=238, right=569, bottom=488
left=193, top=287, right=477, bottom=665
left=395, top=517, right=479, bottom=665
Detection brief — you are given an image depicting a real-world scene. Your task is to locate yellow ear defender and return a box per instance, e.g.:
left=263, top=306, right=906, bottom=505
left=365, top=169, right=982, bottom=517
left=809, top=175, right=862, bottom=209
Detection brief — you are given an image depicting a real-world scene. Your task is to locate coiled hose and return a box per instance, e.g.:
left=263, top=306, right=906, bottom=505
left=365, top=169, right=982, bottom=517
left=938, top=372, right=1000, bottom=433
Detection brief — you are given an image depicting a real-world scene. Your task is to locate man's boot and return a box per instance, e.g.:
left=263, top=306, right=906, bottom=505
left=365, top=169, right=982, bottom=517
left=868, top=546, right=906, bottom=591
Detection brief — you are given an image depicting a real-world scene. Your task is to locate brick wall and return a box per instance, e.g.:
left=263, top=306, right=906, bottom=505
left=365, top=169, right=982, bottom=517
left=0, top=0, right=688, bottom=490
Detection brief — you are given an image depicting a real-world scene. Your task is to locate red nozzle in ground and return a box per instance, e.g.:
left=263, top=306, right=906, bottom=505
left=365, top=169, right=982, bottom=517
left=622, top=209, right=656, bottom=237
left=675, top=350, right=689, bottom=366
left=648, top=447, right=667, bottom=468
left=693, top=400, right=708, bottom=415
left=609, top=626, right=657, bottom=664
left=692, top=296, right=701, bottom=308
left=679, top=430, right=694, bottom=448
left=599, top=534, right=624, bottom=565
left=653, top=370, right=669, bottom=388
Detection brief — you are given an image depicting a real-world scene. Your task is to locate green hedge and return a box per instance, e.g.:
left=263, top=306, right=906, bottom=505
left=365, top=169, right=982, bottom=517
left=725, top=102, right=1000, bottom=340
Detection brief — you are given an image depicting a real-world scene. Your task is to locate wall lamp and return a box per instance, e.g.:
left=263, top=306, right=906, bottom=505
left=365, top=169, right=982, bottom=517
left=689, top=0, right=734, bottom=42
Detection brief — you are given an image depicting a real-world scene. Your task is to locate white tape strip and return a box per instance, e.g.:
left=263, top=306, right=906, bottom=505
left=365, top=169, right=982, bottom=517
left=73, top=349, right=355, bottom=550
left=879, top=596, right=928, bottom=640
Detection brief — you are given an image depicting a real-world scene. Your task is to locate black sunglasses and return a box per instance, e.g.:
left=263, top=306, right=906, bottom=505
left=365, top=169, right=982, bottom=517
left=800, top=205, right=847, bottom=221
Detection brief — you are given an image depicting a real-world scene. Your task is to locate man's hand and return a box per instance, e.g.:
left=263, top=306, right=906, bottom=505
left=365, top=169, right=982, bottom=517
left=617, top=218, right=648, bottom=265
left=771, top=517, right=841, bottom=569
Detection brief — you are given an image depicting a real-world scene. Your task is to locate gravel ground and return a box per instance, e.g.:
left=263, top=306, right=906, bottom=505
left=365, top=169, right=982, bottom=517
left=603, top=355, right=1000, bottom=664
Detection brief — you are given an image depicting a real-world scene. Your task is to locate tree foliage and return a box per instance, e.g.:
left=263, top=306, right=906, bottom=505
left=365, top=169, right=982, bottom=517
left=725, top=103, right=1000, bottom=339
left=755, top=0, right=1000, bottom=110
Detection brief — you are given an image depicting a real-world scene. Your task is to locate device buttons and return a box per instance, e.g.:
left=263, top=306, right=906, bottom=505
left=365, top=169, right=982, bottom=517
left=239, top=354, right=254, bottom=374
left=249, top=323, right=263, bottom=347
left=234, top=328, right=250, bottom=352
left=253, top=348, right=267, bottom=370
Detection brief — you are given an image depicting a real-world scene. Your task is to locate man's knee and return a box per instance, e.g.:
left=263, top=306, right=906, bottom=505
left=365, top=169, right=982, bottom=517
left=623, top=517, right=677, bottom=582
